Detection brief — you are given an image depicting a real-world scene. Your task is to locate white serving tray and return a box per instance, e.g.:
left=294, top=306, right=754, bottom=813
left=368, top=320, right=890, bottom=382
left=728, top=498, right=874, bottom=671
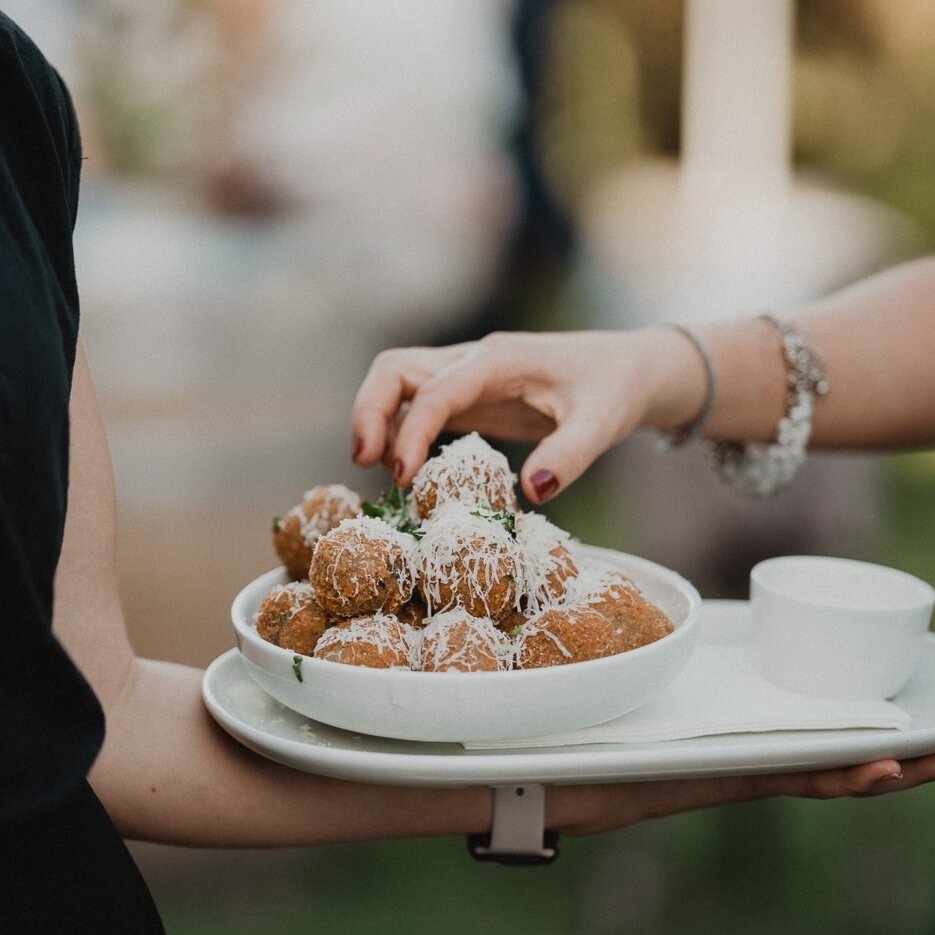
left=202, top=601, right=935, bottom=787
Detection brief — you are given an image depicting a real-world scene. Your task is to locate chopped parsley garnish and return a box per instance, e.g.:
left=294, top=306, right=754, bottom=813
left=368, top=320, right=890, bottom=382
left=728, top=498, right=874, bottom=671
left=384, top=484, right=408, bottom=512
left=272, top=515, right=282, bottom=532
left=362, top=485, right=424, bottom=538
left=470, top=509, right=517, bottom=538
left=292, top=655, right=304, bottom=682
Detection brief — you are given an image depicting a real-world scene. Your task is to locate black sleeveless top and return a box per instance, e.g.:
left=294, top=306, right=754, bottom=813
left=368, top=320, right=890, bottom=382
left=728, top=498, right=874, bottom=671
left=0, top=11, right=105, bottom=826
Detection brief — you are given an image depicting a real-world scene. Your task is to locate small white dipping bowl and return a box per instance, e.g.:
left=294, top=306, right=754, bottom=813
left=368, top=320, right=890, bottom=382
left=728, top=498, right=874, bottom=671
left=231, top=546, right=701, bottom=743
left=751, top=555, right=934, bottom=701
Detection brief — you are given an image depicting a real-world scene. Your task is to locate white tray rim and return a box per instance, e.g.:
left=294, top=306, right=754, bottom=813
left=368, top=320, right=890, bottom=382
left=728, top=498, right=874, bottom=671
left=203, top=602, right=935, bottom=787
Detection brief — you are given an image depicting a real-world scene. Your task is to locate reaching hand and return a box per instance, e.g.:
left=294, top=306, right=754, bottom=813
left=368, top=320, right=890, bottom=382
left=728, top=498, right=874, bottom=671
left=351, top=329, right=702, bottom=503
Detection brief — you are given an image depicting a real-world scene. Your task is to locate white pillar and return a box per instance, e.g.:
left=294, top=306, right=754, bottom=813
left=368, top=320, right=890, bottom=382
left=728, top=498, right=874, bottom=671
left=681, top=0, right=794, bottom=199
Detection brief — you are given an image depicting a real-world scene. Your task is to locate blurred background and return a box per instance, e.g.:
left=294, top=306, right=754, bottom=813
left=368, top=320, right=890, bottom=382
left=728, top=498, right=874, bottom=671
left=9, top=0, right=935, bottom=931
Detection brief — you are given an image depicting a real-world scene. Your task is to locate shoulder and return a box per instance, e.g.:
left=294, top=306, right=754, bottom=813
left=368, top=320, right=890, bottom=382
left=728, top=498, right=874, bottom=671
left=0, top=11, right=82, bottom=225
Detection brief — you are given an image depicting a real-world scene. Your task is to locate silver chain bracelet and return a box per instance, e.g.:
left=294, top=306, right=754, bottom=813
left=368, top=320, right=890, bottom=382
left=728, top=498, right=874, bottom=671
left=707, top=315, right=829, bottom=497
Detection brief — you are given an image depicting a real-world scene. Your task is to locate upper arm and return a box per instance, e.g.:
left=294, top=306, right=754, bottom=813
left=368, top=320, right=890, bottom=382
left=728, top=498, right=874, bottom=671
left=52, top=339, right=135, bottom=711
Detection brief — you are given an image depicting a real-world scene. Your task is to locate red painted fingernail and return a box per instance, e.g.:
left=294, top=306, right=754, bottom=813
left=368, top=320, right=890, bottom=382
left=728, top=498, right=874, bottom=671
left=530, top=469, right=559, bottom=502
left=394, top=459, right=404, bottom=481
left=352, top=436, right=363, bottom=461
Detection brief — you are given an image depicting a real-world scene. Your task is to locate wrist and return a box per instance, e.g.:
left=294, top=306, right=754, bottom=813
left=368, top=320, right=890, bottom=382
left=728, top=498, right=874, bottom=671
left=637, top=326, right=713, bottom=436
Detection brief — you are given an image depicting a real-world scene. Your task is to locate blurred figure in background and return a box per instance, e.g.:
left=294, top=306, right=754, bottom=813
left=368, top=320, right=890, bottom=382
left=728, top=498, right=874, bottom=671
left=81, top=0, right=524, bottom=337
left=65, top=0, right=536, bottom=664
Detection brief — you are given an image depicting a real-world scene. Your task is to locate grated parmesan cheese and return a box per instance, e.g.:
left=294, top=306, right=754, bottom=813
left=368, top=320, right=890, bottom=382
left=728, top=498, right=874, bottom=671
left=255, top=581, right=316, bottom=623
left=415, top=504, right=519, bottom=618
left=313, top=613, right=419, bottom=668
left=513, top=511, right=578, bottom=614
left=418, top=608, right=514, bottom=672
left=411, top=432, right=518, bottom=518
left=292, top=484, right=363, bottom=546
left=564, top=563, right=635, bottom=603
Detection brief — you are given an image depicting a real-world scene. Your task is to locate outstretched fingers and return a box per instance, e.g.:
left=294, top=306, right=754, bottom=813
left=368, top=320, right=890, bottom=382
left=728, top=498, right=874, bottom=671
left=351, top=369, right=405, bottom=467
left=390, top=362, right=496, bottom=487
left=861, top=752, right=935, bottom=795
left=745, top=759, right=905, bottom=800
left=351, top=345, right=465, bottom=468
left=352, top=330, right=647, bottom=497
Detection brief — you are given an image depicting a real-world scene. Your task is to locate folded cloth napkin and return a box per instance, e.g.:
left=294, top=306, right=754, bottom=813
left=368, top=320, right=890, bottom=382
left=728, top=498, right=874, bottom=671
left=463, top=603, right=911, bottom=750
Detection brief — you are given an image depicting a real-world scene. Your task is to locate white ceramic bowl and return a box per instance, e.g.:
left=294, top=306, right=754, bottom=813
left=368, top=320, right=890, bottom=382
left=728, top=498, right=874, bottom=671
left=751, top=555, right=935, bottom=701
left=231, top=545, right=701, bottom=743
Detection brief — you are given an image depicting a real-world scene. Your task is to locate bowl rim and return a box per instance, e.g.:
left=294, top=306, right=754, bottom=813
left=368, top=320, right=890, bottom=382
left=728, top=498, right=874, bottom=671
left=232, top=548, right=702, bottom=685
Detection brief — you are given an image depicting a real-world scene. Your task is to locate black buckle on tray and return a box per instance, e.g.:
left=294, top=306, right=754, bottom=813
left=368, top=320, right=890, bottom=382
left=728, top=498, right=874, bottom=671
left=467, top=785, right=559, bottom=865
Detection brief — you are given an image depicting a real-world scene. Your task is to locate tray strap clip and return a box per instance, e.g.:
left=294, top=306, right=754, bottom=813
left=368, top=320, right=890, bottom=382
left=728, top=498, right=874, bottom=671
left=467, top=784, right=559, bottom=865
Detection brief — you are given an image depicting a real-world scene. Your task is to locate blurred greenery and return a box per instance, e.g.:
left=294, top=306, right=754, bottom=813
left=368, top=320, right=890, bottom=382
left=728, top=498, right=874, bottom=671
left=879, top=452, right=935, bottom=588
left=155, top=787, right=935, bottom=934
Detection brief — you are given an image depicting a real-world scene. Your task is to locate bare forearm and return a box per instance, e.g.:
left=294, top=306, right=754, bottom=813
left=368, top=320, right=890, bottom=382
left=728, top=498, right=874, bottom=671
left=91, top=657, right=917, bottom=848
left=90, top=657, right=494, bottom=847
left=59, top=345, right=490, bottom=847
left=687, top=257, right=935, bottom=449
left=792, top=257, right=935, bottom=447
left=354, top=257, right=935, bottom=503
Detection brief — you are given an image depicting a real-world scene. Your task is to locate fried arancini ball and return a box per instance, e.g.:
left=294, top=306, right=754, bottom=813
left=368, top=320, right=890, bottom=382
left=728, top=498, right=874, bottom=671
left=514, top=511, right=578, bottom=612
left=273, top=484, right=362, bottom=580
left=313, top=613, right=416, bottom=669
left=415, top=505, right=518, bottom=620
left=309, top=516, right=416, bottom=618
left=411, top=432, right=518, bottom=520
left=579, top=570, right=674, bottom=651
left=418, top=609, right=514, bottom=672
left=516, top=606, right=617, bottom=669
left=254, top=581, right=331, bottom=655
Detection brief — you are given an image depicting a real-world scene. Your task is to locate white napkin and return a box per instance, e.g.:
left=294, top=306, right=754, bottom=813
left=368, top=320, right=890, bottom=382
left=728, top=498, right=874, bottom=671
left=463, top=604, right=911, bottom=750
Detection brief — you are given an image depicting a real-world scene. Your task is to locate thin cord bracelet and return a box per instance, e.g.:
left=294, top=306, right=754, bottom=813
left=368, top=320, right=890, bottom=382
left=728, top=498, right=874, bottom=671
left=658, top=323, right=717, bottom=450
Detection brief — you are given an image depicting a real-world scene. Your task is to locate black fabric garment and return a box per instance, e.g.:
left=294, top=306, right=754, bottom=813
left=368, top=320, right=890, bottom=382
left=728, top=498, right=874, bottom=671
left=0, top=7, right=103, bottom=829
left=0, top=780, right=165, bottom=934
left=0, top=13, right=165, bottom=933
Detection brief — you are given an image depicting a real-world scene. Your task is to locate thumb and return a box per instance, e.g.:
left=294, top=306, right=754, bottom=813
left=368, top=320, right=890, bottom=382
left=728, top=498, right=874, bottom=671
left=518, top=414, right=613, bottom=505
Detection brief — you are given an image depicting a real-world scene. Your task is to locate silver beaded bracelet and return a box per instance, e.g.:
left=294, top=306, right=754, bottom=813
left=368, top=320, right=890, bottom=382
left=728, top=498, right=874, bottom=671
left=707, top=315, right=829, bottom=497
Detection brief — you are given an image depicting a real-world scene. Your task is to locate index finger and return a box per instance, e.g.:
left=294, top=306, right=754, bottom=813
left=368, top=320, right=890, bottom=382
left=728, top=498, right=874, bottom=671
left=351, top=345, right=469, bottom=466
left=390, top=357, right=502, bottom=485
